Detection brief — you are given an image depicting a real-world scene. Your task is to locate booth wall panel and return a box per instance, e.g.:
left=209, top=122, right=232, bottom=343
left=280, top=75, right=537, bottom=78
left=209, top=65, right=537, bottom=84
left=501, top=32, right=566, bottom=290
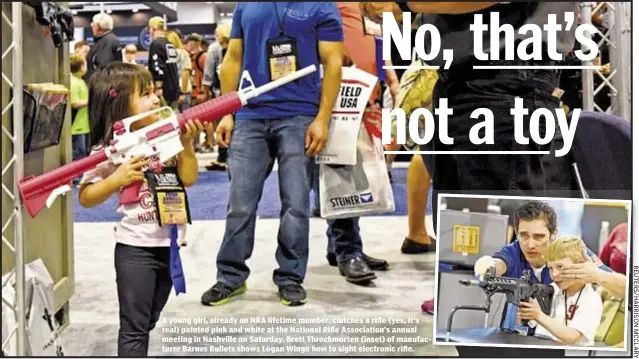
left=1, top=2, right=75, bottom=322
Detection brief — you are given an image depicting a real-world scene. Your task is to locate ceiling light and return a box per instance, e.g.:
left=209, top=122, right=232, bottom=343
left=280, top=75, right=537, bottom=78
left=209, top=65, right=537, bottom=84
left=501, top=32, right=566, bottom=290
left=132, top=8, right=138, bottom=13
left=106, top=9, right=112, bottom=14
left=71, top=9, right=78, bottom=15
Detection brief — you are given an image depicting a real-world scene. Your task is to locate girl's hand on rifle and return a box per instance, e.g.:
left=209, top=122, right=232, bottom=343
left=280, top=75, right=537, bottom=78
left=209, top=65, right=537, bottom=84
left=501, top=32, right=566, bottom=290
left=517, top=299, right=542, bottom=321
left=112, top=155, right=148, bottom=187
left=180, top=119, right=208, bottom=152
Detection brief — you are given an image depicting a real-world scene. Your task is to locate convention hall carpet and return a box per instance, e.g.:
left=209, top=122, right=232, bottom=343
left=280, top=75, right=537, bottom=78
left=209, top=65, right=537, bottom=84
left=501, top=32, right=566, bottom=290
left=61, top=165, right=455, bottom=356
left=71, top=167, right=434, bottom=222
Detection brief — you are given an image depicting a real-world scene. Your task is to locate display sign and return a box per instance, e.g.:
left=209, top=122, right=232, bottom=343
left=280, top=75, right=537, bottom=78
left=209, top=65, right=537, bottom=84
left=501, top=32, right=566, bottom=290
left=452, top=225, right=480, bottom=254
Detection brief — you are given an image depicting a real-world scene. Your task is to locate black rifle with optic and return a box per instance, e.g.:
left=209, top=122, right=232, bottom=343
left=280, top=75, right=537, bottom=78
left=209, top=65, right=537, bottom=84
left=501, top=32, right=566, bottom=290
left=459, top=267, right=555, bottom=329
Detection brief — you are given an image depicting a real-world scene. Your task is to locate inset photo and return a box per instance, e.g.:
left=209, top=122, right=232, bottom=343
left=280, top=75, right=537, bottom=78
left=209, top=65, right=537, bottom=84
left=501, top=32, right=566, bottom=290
left=432, top=195, right=630, bottom=353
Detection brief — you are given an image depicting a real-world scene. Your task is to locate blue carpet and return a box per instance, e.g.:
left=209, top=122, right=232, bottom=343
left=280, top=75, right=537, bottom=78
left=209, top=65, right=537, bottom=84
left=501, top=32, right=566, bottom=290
left=73, top=168, right=433, bottom=222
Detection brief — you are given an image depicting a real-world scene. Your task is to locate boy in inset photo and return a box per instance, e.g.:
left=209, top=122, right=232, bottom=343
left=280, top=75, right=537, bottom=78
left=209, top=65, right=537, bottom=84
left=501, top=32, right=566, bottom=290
left=518, top=235, right=603, bottom=346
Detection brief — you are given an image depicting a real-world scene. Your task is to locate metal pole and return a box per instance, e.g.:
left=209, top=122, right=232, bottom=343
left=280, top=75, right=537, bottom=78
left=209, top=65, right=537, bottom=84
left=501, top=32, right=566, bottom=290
left=580, top=2, right=594, bottom=112
left=610, top=2, right=631, bottom=122
left=11, top=3, right=26, bottom=356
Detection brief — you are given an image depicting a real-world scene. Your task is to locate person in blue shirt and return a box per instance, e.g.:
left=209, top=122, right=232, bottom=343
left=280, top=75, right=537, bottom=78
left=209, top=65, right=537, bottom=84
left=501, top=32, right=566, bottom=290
left=474, top=201, right=627, bottom=331
left=200, top=2, right=344, bottom=307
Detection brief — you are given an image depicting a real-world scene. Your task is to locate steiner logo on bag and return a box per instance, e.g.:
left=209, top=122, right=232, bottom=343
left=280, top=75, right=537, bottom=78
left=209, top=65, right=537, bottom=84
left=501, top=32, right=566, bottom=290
left=330, top=193, right=374, bottom=208
left=359, top=192, right=374, bottom=203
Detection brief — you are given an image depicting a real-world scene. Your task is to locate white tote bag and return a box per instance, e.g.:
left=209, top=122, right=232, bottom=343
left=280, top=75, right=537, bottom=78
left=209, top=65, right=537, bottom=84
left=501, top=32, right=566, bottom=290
left=1, top=259, right=65, bottom=356
left=316, top=66, right=378, bottom=166
left=2, top=284, right=17, bottom=356
left=27, top=283, right=65, bottom=356
left=319, top=120, right=395, bottom=219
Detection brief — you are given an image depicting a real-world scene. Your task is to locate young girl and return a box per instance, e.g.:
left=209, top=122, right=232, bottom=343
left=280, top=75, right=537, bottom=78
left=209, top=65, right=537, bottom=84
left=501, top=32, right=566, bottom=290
left=78, top=62, right=207, bottom=356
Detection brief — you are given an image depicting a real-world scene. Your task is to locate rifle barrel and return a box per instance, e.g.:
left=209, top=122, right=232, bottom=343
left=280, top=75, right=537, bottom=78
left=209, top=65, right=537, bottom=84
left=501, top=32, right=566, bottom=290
left=459, top=279, right=480, bottom=286
left=249, top=65, right=317, bottom=98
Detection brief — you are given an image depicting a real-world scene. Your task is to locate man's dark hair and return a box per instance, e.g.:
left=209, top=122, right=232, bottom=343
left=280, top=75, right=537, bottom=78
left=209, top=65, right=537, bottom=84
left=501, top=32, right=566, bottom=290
left=513, top=201, right=558, bottom=235
left=201, top=38, right=210, bottom=50
left=186, top=33, right=203, bottom=43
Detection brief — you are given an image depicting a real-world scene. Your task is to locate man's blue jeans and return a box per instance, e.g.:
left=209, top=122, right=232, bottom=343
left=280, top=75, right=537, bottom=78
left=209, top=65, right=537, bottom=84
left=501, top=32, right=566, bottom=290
left=216, top=116, right=314, bottom=288
left=326, top=217, right=363, bottom=263
left=312, top=162, right=320, bottom=210
left=312, top=160, right=364, bottom=263
left=72, top=134, right=87, bottom=160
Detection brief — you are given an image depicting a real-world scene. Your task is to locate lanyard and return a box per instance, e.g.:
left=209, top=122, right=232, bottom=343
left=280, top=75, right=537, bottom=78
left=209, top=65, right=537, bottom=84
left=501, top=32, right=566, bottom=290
left=170, top=224, right=186, bottom=295
left=273, top=2, right=291, bottom=36
left=563, top=288, right=583, bottom=325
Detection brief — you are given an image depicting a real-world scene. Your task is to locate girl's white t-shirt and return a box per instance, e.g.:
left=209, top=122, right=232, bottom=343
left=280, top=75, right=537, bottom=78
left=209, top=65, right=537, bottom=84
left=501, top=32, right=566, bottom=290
left=534, top=283, right=603, bottom=346
left=80, top=151, right=187, bottom=247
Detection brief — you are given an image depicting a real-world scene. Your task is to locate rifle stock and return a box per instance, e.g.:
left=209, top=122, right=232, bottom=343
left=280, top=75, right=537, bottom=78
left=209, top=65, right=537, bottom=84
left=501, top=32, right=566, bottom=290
left=19, top=151, right=109, bottom=217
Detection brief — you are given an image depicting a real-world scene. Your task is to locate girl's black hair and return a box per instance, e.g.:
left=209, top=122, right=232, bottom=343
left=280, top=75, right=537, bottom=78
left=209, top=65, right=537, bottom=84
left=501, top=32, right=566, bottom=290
left=88, top=63, right=154, bottom=147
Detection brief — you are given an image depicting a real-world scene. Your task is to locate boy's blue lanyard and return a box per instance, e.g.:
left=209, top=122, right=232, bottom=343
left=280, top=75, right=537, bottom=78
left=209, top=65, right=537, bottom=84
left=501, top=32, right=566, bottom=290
left=170, top=225, right=186, bottom=295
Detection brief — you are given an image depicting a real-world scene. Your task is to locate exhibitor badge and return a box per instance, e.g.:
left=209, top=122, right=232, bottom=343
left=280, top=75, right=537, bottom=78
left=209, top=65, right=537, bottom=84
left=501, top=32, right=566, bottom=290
left=266, top=37, right=299, bottom=81
left=145, top=167, right=192, bottom=227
